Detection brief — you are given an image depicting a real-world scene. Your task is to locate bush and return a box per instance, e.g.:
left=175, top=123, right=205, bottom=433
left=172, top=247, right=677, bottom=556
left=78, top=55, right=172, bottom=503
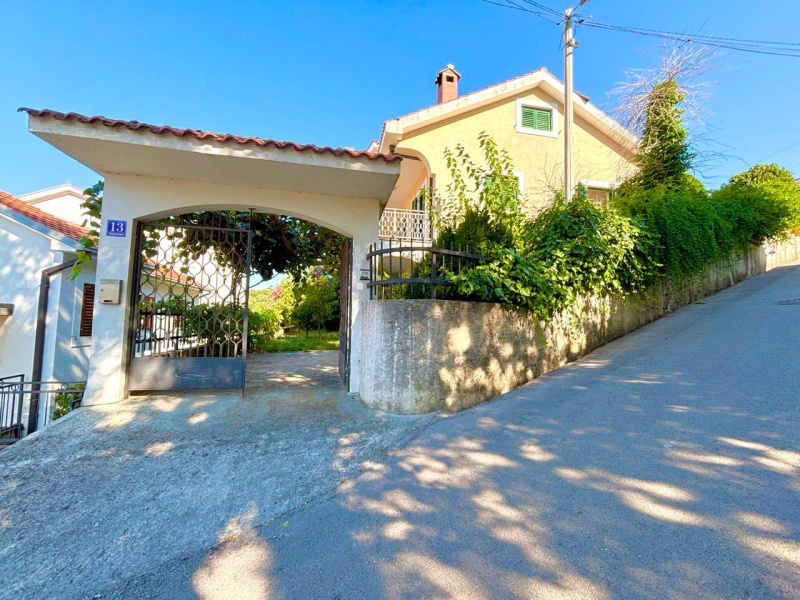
left=613, top=183, right=735, bottom=280
left=53, top=384, right=85, bottom=420
left=447, top=195, right=658, bottom=319
left=292, top=267, right=339, bottom=337
left=716, top=163, right=800, bottom=233
left=431, top=136, right=796, bottom=321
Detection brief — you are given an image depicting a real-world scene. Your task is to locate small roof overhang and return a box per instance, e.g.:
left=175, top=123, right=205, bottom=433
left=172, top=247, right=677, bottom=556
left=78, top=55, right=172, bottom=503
left=22, top=109, right=426, bottom=210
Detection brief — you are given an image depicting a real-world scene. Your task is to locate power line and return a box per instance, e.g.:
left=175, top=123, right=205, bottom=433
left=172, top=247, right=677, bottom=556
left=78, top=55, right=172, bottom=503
left=479, top=0, right=561, bottom=24
left=517, top=0, right=562, bottom=17
left=481, top=0, right=800, bottom=57
left=581, top=20, right=800, bottom=57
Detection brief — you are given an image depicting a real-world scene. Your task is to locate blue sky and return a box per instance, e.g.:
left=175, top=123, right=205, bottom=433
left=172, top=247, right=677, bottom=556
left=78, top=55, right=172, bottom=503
left=1, top=0, right=798, bottom=196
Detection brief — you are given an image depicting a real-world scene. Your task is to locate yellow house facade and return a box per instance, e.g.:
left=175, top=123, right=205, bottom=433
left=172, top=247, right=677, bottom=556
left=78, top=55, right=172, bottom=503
left=373, top=65, right=638, bottom=239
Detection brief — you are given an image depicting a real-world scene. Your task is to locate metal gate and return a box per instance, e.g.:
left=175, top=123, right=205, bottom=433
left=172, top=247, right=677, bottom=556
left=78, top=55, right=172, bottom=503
left=127, top=212, right=252, bottom=392
left=338, top=238, right=352, bottom=387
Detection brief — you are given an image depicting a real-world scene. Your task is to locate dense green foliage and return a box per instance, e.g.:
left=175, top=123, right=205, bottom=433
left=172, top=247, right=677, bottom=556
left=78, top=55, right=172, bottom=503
left=632, top=80, right=695, bottom=189
left=612, top=166, right=798, bottom=281
left=720, top=163, right=800, bottom=232
left=434, top=136, right=796, bottom=320
left=436, top=138, right=659, bottom=319
left=292, top=267, right=339, bottom=337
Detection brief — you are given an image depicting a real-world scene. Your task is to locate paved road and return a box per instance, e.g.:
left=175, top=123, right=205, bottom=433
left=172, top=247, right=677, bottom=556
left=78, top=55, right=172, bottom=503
left=108, top=263, right=800, bottom=600
left=4, top=265, right=800, bottom=599
left=0, top=352, right=435, bottom=600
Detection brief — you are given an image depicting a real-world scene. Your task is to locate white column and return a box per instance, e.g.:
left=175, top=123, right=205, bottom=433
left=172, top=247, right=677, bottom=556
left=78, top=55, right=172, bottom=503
left=82, top=179, right=136, bottom=406
left=348, top=202, right=380, bottom=396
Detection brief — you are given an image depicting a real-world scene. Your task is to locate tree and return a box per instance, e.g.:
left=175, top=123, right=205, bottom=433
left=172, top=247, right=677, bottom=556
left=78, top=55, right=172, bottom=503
left=611, top=45, right=716, bottom=189
left=70, top=180, right=344, bottom=283
left=719, top=163, right=800, bottom=232
left=292, top=267, right=338, bottom=337
left=633, top=79, right=694, bottom=188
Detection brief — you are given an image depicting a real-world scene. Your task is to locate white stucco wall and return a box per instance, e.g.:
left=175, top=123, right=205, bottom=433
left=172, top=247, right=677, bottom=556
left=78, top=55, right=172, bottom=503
left=83, top=173, right=382, bottom=406
left=0, top=216, right=52, bottom=381
left=49, top=259, right=96, bottom=382
left=0, top=215, right=97, bottom=431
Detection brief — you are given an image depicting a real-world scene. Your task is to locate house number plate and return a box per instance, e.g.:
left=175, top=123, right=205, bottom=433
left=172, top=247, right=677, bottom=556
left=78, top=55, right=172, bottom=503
left=106, top=219, right=127, bottom=237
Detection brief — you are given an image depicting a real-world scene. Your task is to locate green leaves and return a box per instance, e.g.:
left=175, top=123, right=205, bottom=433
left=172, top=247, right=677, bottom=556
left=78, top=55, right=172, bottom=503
left=68, top=181, right=103, bottom=280
left=633, top=79, right=695, bottom=190
left=434, top=137, right=660, bottom=321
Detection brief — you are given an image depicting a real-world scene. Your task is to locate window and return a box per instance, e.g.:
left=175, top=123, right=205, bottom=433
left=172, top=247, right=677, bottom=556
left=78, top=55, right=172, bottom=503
left=79, top=283, right=95, bottom=337
left=516, top=99, right=558, bottom=137
left=482, top=171, right=524, bottom=197
left=521, top=106, right=552, bottom=132
left=412, top=175, right=435, bottom=211
left=587, top=187, right=611, bottom=207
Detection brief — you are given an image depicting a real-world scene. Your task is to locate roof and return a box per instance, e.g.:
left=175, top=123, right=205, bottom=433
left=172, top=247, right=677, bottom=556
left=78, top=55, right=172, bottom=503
left=379, top=67, right=636, bottom=153
left=19, top=108, right=402, bottom=163
left=143, top=259, right=198, bottom=288
left=18, top=183, right=85, bottom=204
left=0, top=189, right=90, bottom=243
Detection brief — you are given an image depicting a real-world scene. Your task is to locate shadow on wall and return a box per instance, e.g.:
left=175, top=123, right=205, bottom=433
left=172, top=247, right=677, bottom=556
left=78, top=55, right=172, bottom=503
left=359, top=239, right=799, bottom=414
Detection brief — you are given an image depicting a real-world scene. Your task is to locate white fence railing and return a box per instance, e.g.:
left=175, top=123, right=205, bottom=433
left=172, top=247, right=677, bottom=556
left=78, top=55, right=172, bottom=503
left=378, top=208, right=432, bottom=241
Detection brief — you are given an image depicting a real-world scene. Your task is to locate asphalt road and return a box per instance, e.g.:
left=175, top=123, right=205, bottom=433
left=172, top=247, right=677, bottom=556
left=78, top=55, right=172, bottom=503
left=6, top=264, right=800, bottom=599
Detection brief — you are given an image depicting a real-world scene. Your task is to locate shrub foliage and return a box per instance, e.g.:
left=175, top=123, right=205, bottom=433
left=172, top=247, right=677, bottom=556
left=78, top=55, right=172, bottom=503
left=433, top=136, right=795, bottom=320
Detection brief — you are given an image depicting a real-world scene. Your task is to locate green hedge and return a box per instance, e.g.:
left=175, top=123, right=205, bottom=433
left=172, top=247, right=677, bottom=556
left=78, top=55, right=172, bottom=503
left=443, top=165, right=797, bottom=319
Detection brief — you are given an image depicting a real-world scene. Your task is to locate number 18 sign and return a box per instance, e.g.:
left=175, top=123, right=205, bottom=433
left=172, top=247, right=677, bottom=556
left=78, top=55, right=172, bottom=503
left=106, top=220, right=127, bottom=238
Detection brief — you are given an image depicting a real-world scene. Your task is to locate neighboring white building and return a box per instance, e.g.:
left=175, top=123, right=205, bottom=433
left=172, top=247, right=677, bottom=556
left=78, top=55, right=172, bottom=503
left=17, top=183, right=87, bottom=226
left=0, top=188, right=97, bottom=392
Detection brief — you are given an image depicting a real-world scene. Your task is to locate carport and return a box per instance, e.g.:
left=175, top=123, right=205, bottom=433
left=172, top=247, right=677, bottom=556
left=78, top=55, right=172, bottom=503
left=22, top=108, right=425, bottom=406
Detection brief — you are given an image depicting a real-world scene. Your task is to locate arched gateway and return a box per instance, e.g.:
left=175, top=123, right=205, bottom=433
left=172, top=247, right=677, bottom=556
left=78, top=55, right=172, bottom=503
left=23, top=109, right=424, bottom=405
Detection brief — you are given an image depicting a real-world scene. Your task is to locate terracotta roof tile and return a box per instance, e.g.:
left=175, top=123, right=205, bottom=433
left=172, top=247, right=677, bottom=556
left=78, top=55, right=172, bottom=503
left=19, top=108, right=402, bottom=163
left=0, top=189, right=90, bottom=243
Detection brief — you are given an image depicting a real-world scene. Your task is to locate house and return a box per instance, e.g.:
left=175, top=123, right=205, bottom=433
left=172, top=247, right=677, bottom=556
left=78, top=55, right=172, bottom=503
left=0, top=189, right=97, bottom=432
left=374, top=65, right=638, bottom=241
left=17, top=183, right=87, bottom=225
left=13, top=63, right=637, bottom=416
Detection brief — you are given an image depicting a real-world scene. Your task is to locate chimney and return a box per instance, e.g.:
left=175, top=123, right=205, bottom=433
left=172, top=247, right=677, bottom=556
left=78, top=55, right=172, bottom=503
left=435, top=64, right=461, bottom=104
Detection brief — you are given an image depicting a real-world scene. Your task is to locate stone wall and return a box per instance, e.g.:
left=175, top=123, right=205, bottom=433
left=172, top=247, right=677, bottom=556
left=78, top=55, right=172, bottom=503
left=359, top=238, right=800, bottom=414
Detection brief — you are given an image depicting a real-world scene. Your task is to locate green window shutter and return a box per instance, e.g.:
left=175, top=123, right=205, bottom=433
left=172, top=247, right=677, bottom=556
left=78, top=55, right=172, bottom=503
left=521, top=106, right=552, bottom=131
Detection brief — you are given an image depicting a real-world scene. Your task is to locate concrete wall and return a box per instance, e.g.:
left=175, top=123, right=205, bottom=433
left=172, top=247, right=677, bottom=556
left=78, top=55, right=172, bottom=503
left=396, top=87, right=634, bottom=213
left=359, top=238, right=800, bottom=414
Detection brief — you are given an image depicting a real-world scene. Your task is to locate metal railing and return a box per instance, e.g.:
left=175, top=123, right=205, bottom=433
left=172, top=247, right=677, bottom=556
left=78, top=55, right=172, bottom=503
left=367, top=239, right=486, bottom=300
left=378, top=208, right=432, bottom=242
left=0, top=375, right=85, bottom=445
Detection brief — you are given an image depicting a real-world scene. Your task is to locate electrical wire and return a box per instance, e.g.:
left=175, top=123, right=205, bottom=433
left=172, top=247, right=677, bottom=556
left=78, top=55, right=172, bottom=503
left=480, top=0, right=800, bottom=57
left=479, top=0, right=561, bottom=24
left=581, top=20, right=800, bottom=57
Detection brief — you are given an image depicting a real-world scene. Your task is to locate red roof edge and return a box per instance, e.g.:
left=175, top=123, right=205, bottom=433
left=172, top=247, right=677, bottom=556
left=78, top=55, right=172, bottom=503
left=19, top=108, right=402, bottom=163
left=0, top=189, right=91, bottom=244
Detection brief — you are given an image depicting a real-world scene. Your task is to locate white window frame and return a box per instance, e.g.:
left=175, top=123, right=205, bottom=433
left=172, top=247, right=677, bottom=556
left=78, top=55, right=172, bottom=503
left=581, top=179, right=614, bottom=207
left=515, top=98, right=558, bottom=138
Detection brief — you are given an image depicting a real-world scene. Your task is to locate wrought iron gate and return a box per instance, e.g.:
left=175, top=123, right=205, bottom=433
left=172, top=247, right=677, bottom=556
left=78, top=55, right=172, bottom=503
left=127, top=212, right=252, bottom=392
left=338, top=238, right=353, bottom=387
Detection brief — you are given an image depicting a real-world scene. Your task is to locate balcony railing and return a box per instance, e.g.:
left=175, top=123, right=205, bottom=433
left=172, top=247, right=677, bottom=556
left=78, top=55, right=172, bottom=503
left=378, top=208, right=432, bottom=242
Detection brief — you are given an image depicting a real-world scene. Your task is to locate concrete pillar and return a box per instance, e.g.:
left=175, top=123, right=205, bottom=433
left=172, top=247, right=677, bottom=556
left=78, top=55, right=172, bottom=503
left=82, top=180, right=136, bottom=406
left=348, top=208, right=379, bottom=395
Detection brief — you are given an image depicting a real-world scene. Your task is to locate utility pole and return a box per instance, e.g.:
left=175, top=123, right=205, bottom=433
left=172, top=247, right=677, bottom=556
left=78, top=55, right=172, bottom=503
left=563, top=7, right=575, bottom=200
left=563, top=0, right=587, bottom=201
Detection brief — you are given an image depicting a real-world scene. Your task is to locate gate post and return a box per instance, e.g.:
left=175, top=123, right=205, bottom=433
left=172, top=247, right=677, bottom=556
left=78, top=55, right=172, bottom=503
left=82, top=179, right=137, bottom=406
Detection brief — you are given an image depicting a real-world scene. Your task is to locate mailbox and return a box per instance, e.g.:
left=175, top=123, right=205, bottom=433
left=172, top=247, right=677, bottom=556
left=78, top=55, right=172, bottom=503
left=98, top=279, right=122, bottom=305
